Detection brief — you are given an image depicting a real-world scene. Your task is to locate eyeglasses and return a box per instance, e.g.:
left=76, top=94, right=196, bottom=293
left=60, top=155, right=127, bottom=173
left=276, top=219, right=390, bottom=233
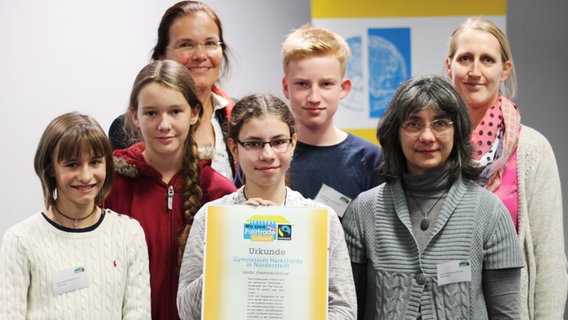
left=167, top=40, right=223, bottom=56
left=236, top=138, right=292, bottom=153
left=400, top=119, right=454, bottom=135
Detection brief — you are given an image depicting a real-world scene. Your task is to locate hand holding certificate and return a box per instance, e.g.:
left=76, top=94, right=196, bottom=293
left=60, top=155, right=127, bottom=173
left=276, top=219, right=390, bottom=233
left=202, top=205, right=329, bottom=320
left=176, top=94, right=356, bottom=320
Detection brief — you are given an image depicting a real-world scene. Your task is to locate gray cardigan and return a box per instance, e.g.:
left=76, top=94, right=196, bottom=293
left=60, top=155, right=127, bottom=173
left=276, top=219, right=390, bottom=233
left=342, top=176, right=524, bottom=320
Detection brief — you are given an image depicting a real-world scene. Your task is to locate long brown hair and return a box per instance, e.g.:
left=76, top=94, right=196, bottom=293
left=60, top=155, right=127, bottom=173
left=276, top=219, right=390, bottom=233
left=125, top=60, right=203, bottom=268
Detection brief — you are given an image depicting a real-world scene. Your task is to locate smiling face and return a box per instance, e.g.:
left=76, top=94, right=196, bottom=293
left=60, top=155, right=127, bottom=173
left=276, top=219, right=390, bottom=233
left=446, top=29, right=512, bottom=114
left=52, top=146, right=105, bottom=212
left=164, top=11, right=223, bottom=93
left=132, top=82, right=199, bottom=164
left=399, top=108, right=454, bottom=175
left=282, top=55, right=351, bottom=133
left=228, top=115, right=296, bottom=191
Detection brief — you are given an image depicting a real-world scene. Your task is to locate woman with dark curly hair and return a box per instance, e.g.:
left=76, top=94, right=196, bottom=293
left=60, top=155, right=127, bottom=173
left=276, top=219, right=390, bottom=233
left=342, top=75, right=524, bottom=319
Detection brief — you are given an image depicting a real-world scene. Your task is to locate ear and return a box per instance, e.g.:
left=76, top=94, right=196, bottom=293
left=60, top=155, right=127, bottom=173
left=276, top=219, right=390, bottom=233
left=227, top=137, right=239, bottom=160
left=190, top=104, right=201, bottom=125
left=501, top=60, right=513, bottom=82
left=130, top=107, right=141, bottom=128
left=445, top=57, right=453, bottom=79
left=282, top=76, right=290, bottom=100
left=339, top=78, right=352, bottom=100
left=289, top=133, right=298, bottom=153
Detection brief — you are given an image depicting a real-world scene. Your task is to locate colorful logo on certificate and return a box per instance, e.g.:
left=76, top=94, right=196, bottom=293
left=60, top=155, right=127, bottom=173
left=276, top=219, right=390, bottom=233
left=278, top=224, right=292, bottom=240
left=243, top=215, right=291, bottom=242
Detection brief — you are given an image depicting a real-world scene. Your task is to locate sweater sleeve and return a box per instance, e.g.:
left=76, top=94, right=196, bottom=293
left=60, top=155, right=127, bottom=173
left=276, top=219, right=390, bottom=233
left=122, top=219, right=151, bottom=319
left=520, top=127, right=568, bottom=318
left=483, top=268, right=521, bottom=319
left=177, top=207, right=207, bottom=320
left=328, top=212, right=357, bottom=320
left=482, top=194, right=525, bottom=270
left=342, top=198, right=368, bottom=319
left=0, top=228, right=30, bottom=319
left=342, top=197, right=368, bottom=264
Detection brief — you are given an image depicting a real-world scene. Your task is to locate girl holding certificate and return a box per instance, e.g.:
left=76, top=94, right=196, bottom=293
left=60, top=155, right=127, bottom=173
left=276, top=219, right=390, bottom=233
left=177, top=93, right=357, bottom=319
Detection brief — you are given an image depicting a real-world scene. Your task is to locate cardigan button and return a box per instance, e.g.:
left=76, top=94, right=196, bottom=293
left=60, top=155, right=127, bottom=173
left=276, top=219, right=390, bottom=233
left=415, top=273, right=426, bottom=285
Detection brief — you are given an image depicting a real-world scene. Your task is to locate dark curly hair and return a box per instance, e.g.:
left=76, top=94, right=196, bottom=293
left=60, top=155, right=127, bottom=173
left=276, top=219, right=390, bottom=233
left=377, top=75, right=481, bottom=182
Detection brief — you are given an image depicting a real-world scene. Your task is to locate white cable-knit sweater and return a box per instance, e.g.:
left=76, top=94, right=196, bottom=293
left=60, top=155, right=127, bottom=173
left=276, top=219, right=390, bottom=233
left=0, top=210, right=151, bottom=319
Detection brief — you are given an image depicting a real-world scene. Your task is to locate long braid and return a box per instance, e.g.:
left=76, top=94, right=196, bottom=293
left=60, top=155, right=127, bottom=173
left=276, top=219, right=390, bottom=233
left=128, top=60, right=204, bottom=272
left=177, top=123, right=202, bottom=273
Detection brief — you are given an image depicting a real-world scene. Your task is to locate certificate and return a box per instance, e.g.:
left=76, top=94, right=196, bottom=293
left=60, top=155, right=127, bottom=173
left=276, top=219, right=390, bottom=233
left=202, top=205, right=329, bottom=320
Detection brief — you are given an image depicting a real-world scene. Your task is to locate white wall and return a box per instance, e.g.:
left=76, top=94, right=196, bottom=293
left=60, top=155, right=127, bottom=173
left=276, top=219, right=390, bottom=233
left=1, top=2, right=567, bottom=286
left=506, top=1, right=568, bottom=318
left=0, top=0, right=310, bottom=240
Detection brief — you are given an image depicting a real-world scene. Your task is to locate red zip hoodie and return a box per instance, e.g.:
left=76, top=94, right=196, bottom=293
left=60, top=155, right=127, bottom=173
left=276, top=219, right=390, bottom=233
left=105, top=142, right=236, bottom=319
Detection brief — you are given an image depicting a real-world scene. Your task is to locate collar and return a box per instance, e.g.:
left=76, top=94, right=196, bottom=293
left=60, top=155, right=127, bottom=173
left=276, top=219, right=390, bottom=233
left=211, top=90, right=229, bottom=112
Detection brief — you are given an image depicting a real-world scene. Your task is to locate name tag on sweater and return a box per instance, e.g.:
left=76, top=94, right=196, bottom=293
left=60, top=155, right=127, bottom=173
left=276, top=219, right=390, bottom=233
left=315, top=184, right=351, bottom=218
left=437, top=260, right=471, bottom=286
left=53, top=266, right=89, bottom=295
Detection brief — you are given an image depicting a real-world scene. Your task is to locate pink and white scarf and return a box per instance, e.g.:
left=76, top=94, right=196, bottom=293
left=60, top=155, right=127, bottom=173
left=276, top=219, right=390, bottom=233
left=472, top=96, right=521, bottom=229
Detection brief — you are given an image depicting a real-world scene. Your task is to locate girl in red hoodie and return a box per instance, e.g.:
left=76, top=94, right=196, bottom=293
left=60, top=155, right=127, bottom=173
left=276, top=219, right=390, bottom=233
left=105, top=60, right=236, bottom=320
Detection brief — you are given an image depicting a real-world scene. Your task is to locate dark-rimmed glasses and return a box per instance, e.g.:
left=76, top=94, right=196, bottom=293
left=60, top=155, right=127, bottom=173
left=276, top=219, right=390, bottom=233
left=236, top=139, right=292, bottom=153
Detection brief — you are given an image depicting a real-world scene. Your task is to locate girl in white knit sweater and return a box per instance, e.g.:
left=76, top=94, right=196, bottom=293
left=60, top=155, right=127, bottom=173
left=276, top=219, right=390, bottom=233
left=0, top=112, right=151, bottom=319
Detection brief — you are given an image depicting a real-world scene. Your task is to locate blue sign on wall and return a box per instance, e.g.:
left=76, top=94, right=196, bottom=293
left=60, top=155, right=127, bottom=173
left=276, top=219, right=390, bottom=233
left=368, top=27, right=411, bottom=118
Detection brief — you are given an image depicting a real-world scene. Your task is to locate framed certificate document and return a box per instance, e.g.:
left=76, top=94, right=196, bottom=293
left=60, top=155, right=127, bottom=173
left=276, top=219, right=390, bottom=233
left=202, top=205, right=329, bottom=320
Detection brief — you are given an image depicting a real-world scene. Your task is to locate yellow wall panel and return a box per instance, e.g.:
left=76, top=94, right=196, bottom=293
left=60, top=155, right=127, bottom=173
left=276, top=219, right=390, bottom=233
left=312, top=0, right=506, bottom=18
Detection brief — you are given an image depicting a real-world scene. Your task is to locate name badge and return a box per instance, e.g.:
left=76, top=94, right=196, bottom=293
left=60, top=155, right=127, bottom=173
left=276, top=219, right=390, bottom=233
left=315, top=184, right=351, bottom=218
left=437, top=260, right=471, bottom=286
left=53, top=266, right=89, bottom=295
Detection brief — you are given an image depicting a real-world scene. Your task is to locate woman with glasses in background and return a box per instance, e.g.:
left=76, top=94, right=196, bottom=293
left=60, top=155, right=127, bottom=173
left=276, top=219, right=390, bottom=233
left=342, top=76, right=524, bottom=319
left=177, top=94, right=357, bottom=320
left=110, top=0, right=237, bottom=182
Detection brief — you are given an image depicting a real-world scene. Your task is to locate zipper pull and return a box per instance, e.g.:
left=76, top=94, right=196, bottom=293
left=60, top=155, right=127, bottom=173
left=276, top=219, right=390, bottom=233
left=167, top=186, right=174, bottom=211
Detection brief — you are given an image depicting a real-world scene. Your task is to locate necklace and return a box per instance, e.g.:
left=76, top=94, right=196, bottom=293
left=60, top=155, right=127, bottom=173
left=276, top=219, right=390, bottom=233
left=54, top=205, right=97, bottom=227
left=407, top=189, right=447, bottom=231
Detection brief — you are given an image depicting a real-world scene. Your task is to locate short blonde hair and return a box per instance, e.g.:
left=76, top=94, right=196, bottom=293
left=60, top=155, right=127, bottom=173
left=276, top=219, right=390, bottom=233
left=281, top=24, right=351, bottom=76
left=447, top=16, right=517, bottom=98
